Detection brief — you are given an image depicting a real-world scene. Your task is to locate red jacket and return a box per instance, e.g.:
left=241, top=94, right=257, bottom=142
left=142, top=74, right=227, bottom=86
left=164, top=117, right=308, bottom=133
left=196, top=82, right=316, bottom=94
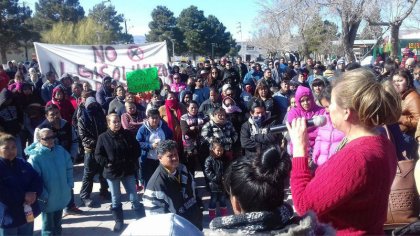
left=46, top=87, right=75, bottom=124
left=291, top=136, right=397, bottom=235
left=0, top=71, right=9, bottom=91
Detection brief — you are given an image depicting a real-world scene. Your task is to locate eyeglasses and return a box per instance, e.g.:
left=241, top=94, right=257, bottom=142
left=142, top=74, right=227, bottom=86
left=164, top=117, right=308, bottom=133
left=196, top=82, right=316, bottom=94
left=41, top=135, right=56, bottom=141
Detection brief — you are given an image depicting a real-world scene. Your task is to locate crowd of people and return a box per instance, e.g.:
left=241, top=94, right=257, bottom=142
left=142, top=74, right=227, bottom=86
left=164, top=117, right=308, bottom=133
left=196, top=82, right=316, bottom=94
left=0, top=55, right=419, bottom=235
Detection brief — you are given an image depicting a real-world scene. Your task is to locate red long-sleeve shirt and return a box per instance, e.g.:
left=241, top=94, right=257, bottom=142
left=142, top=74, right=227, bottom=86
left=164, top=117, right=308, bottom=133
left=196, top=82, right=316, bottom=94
left=291, top=136, right=397, bottom=235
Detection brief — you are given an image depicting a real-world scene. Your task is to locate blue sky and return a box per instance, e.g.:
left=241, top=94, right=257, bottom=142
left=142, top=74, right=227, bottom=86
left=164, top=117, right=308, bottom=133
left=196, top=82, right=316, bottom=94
left=24, top=0, right=258, bottom=41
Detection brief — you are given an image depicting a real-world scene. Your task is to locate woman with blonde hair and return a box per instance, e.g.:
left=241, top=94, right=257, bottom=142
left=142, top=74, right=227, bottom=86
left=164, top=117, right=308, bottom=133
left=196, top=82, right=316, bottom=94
left=287, top=68, right=401, bottom=235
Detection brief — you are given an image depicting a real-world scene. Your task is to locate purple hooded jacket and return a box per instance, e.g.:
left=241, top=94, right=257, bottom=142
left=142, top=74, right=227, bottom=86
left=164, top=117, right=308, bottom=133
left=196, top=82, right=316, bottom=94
left=287, top=86, right=325, bottom=149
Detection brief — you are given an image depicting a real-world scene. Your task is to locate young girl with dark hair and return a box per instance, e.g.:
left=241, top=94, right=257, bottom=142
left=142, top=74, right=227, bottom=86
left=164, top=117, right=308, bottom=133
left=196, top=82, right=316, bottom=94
left=204, top=140, right=227, bottom=221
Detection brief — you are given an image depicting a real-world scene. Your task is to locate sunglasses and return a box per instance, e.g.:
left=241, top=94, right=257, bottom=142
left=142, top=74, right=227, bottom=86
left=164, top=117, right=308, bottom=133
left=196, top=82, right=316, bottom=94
left=41, top=135, right=56, bottom=141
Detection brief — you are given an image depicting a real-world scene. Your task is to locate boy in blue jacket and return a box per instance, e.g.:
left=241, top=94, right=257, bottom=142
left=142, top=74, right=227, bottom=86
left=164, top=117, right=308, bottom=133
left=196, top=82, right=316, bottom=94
left=0, top=133, right=43, bottom=236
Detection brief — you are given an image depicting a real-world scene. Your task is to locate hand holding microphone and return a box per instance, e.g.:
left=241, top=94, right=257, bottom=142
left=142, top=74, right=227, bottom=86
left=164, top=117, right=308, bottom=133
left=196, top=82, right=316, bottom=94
left=284, top=116, right=327, bottom=158
left=269, top=115, right=327, bottom=134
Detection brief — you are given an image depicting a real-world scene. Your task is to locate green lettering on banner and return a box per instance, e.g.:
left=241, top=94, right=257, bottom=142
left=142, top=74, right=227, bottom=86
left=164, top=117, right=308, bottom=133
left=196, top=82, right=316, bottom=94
left=126, top=67, right=160, bottom=93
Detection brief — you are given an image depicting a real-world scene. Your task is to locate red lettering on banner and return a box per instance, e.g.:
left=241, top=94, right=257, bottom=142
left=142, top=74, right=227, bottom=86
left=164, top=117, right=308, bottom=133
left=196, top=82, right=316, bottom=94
left=154, top=63, right=169, bottom=77
left=105, top=46, right=117, bottom=62
left=99, top=64, right=108, bottom=76
left=112, top=67, right=120, bottom=80
left=92, top=46, right=105, bottom=63
left=77, top=65, right=93, bottom=79
left=127, top=46, right=144, bottom=62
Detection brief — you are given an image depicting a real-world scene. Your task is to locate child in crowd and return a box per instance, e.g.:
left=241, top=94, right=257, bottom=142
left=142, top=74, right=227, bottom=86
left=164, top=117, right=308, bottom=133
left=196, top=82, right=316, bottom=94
left=0, top=133, right=43, bottom=236
left=204, top=140, right=228, bottom=221
left=312, top=86, right=344, bottom=167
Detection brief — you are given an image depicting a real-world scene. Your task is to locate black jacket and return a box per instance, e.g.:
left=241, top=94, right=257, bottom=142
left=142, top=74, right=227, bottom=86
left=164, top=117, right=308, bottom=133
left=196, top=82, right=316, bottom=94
left=235, top=63, right=248, bottom=80
left=204, top=156, right=224, bottom=192
left=198, top=99, right=221, bottom=119
left=240, top=117, right=281, bottom=156
left=143, top=164, right=203, bottom=230
left=37, top=119, right=72, bottom=152
left=95, top=129, right=140, bottom=179
left=77, top=104, right=107, bottom=150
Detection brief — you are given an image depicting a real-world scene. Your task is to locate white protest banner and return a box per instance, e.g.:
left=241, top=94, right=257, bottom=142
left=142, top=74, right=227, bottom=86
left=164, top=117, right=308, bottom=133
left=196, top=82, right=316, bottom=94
left=34, top=42, right=169, bottom=88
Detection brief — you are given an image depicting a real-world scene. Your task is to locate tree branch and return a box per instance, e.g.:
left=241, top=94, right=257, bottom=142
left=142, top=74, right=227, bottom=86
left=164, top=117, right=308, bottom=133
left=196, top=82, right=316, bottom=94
left=394, top=0, right=417, bottom=24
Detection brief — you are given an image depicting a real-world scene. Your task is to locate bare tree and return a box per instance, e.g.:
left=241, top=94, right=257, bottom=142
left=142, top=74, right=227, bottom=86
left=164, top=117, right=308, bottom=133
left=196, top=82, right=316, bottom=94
left=367, top=0, right=418, bottom=58
left=317, top=0, right=371, bottom=63
left=252, top=0, right=321, bottom=59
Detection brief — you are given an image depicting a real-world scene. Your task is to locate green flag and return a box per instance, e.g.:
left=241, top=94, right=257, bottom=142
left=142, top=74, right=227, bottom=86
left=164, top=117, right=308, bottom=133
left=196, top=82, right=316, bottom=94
left=126, top=67, right=160, bottom=93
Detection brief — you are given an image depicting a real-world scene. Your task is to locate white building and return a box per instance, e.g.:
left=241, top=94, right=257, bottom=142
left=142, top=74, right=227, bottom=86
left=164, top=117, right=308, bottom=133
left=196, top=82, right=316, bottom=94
left=237, top=41, right=267, bottom=62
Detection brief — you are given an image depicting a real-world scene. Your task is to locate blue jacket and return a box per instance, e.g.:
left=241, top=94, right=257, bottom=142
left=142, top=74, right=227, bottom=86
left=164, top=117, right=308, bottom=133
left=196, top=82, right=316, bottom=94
left=96, top=87, right=114, bottom=112
left=41, top=80, right=60, bottom=103
left=25, top=143, right=73, bottom=213
left=0, top=157, right=43, bottom=228
left=193, top=87, right=210, bottom=106
left=243, top=70, right=264, bottom=88
left=136, top=120, right=173, bottom=162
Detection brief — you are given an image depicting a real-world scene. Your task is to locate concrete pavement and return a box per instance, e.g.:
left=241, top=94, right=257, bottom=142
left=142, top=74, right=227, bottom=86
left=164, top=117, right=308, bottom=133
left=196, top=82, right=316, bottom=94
left=33, top=163, right=221, bottom=235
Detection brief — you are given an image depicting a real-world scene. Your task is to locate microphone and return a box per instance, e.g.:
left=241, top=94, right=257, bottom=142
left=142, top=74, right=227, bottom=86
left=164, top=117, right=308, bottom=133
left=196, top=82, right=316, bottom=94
left=269, top=115, right=327, bottom=134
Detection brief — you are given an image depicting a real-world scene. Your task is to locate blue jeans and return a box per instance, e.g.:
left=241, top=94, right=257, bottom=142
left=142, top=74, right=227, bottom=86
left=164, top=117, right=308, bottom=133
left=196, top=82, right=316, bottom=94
left=209, top=192, right=227, bottom=209
left=106, top=175, right=141, bottom=210
left=0, top=222, right=33, bottom=236
left=42, top=210, right=63, bottom=236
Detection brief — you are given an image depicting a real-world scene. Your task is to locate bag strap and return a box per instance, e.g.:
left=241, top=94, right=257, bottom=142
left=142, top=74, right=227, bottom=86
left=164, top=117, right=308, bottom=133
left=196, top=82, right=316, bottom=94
left=383, top=125, right=409, bottom=162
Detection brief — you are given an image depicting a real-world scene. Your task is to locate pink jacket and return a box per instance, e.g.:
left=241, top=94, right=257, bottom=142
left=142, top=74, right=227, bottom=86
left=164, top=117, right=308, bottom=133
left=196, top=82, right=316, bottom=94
left=287, top=86, right=325, bottom=148
left=312, top=111, right=345, bottom=166
left=170, top=82, right=186, bottom=93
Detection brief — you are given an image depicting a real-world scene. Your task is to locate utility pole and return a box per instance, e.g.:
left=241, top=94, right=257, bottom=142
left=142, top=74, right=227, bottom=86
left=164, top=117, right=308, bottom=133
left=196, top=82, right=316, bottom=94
left=170, top=39, right=175, bottom=60
left=237, top=22, right=242, bottom=42
left=211, top=43, right=216, bottom=59
left=237, top=22, right=242, bottom=59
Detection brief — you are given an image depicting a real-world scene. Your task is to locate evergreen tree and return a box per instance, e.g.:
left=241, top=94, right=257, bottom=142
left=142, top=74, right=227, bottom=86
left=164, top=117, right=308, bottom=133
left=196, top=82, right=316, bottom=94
left=88, top=2, right=133, bottom=44
left=204, top=15, right=236, bottom=57
left=303, top=16, right=338, bottom=56
left=0, top=0, right=34, bottom=63
left=177, top=6, right=208, bottom=56
left=32, top=0, right=85, bottom=32
left=146, top=6, right=185, bottom=55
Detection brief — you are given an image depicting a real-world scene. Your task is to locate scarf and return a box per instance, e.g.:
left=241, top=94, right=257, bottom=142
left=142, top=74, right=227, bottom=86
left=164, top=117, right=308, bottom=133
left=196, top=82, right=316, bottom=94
left=210, top=204, right=294, bottom=234
left=165, top=99, right=182, bottom=132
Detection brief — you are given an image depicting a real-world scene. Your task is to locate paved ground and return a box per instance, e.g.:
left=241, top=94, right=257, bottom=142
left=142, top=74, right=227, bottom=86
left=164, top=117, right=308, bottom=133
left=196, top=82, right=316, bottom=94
left=33, top=163, right=227, bottom=235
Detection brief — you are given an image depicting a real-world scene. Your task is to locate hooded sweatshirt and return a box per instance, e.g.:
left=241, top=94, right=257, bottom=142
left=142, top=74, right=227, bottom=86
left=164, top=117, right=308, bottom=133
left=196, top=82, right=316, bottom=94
left=46, top=86, right=75, bottom=124
left=25, top=142, right=73, bottom=213
left=287, top=86, right=325, bottom=149
left=136, top=120, right=173, bottom=161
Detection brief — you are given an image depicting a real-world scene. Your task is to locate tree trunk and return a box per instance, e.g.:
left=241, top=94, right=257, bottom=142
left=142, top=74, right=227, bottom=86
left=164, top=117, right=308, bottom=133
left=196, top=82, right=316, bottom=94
left=0, top=49, right=7, bottom=64
left=390, top=23, right=401, bottom=59
left=341, top=16, right=361, bottom=63
left=300, top=40, right=310, bottom=60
